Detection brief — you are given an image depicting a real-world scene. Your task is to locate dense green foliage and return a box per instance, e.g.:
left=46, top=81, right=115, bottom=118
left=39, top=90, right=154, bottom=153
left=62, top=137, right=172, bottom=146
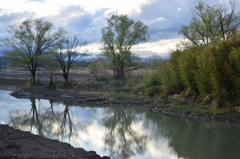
left=153, top=1, right=240, bottom=108
left=158, top=33, right=240, bottom=107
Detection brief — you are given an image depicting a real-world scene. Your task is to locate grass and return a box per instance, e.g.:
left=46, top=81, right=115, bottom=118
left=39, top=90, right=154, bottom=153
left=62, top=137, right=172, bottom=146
left=108, top=92, right=137, bottom=99
left=210, top=106, right=232, bottom=116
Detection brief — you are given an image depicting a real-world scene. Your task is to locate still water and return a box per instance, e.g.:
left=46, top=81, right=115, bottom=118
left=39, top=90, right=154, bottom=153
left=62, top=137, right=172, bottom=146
left=1, top=90, right=240, bottom=159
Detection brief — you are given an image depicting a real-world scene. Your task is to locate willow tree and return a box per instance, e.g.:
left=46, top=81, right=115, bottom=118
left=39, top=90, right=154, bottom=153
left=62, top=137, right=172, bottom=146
left=179, top=1, right=240, bottom=46
left=2, top=18, right=66, bottom=85
left=101, top=15, right=149, bottom=80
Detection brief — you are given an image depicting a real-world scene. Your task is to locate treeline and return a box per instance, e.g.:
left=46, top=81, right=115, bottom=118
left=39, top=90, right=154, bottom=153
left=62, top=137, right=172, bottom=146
left=1, top=15, right=148, bottom=85
left=155, top=1, right=240, bottom=107
left=159, top=34, right=240, bottom=106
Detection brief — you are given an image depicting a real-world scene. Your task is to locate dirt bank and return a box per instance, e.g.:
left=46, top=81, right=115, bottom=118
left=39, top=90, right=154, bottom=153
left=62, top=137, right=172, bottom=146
left=0, top=124, right=110, bottom=159
left=9, top=82, right=240, bottom=124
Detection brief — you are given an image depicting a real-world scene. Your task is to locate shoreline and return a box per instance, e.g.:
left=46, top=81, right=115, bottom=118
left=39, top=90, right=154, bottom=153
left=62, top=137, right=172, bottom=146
left=0, top=124, right=110, bottom=159
left=9, top=84, right=240, bottom=124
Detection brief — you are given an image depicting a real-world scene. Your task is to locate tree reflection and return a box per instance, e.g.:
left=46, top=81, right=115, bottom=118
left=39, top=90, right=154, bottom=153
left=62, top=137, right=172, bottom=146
left=102, top=107, right=147, bottom=159
left=9, top=99, right=90, bottom=143
left=8, top=98, right=240, bottom=159
left=143, top=111, right=240, bottom=159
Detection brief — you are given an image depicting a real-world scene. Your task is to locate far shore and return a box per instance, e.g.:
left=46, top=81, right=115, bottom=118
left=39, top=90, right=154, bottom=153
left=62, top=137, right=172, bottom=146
left=1, top=71, right=240, bottom=123
left=1, top=70, right=240, bottom=158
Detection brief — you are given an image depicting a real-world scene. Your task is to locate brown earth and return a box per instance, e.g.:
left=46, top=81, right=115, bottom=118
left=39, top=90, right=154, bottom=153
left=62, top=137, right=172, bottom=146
left=0, top=71, right=110, bottom=159
left=0, top=125, right=110, bottom=159
left=0, top=70, right=95, bottom=91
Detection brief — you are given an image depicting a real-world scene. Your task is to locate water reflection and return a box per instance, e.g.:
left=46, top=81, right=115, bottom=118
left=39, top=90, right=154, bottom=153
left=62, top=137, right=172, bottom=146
left=144, top=111, right=240, bottom=159
left=9, top=99, right=90, bottom=143
left=102, top=108, right=147, bottom=159
left=1, top=90, right=240, bottom=159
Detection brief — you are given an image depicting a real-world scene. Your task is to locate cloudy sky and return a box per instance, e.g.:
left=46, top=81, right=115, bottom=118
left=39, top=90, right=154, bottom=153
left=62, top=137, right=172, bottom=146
left=0, top=0, right=238, bottom=58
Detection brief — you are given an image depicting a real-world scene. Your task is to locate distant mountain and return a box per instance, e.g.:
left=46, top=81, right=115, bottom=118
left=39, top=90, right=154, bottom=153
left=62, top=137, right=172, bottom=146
left=0, top=56, right=8, bottom=69
left=0, top=56, right=7, bottom=65
left=148, top=55, right=169, bottom=60
left=78, top=54, right=170, bottom=62
left=141, top=55, right=170, bottom=61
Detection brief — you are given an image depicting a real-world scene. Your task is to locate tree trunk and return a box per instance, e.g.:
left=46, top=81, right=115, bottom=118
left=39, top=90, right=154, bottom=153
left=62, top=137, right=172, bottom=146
left=30, top=71, right=36, bottom=86
left=63, top=74, right=68, bottom=83
left=49, top=71, right=54, bottom=87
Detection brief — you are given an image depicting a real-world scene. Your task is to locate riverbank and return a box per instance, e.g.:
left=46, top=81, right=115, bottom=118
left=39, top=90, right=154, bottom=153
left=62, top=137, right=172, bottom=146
left=0, top=125, right=110, bottom=159
left=10, top=84, right=240, bottom=123
left=1, top=71, right=240, bottom=123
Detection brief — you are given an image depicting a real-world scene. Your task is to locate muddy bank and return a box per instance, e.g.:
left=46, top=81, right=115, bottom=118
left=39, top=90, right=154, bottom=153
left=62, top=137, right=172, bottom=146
left=10, top=85, right=154, bottom=107
left=10, top=85, right=240, bottom=123
left=0, top=124, right=110, bottom=159
left=150, top=107, right=240, bottom=123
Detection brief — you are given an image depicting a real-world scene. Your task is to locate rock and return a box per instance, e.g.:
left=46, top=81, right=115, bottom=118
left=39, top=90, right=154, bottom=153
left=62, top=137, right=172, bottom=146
left=151, top=108, right=160, bottom=113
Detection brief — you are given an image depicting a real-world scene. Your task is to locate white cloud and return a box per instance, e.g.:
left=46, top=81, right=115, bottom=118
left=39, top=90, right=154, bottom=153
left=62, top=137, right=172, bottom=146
left=149, top=17, right=166, bottom=24
left=147, top=139, right=179, bottom=159
left=76, top=121, right=106, bottom=151
left=82, top=42, right=102, bottom=53
left=1, top=0, right=152, bottom=17
left=1, top=0, right=240, bottom=57
left=132, top=38, right=182, bottom=56
left=81, top=38, right=180, bottom=58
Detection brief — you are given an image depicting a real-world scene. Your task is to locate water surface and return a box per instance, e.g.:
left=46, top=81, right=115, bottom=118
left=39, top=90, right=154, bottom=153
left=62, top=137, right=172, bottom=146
left=1, top=90, right=240, bottom=159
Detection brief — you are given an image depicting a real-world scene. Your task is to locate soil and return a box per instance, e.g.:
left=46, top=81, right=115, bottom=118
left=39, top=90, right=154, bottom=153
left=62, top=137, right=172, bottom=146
left=0, top=125, right=110, bottom=159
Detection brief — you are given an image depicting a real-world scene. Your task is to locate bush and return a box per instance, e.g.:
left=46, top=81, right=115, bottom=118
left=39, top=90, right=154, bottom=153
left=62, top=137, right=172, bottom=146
left=134, top=69, right=161, bottom=96
left=88, top=61, right=106, bottom=81
left=159, top=32, right=240, bottom=106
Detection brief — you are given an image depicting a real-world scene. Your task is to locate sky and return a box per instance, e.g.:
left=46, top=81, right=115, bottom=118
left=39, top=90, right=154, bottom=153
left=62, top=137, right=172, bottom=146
left=0, top=0, right=238, bottom=58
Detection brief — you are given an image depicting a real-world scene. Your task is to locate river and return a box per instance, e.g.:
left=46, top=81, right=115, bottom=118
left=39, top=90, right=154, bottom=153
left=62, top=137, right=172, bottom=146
left=1, top=90, right=240, bottom=159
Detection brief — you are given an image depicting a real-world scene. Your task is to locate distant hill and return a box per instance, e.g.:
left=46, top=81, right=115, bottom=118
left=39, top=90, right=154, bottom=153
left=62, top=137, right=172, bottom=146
left=80, top=54, right=170, bottom=62
left=0, top=54, right=170, bottom=69
left=0, top=56, right=8, bottom=67
left=141, top=55, right=170, bottom=62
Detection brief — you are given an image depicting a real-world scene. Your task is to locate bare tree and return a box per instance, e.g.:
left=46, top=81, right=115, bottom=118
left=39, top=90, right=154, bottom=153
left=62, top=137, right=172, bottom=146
left=52, top=35, right=87, bottom=83
left=2, top=18, right=66, bottom=85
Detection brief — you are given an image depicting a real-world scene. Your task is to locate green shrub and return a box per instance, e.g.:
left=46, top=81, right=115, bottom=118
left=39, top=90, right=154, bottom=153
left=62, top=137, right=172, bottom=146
left=135, top=69, right=161, bottom=96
